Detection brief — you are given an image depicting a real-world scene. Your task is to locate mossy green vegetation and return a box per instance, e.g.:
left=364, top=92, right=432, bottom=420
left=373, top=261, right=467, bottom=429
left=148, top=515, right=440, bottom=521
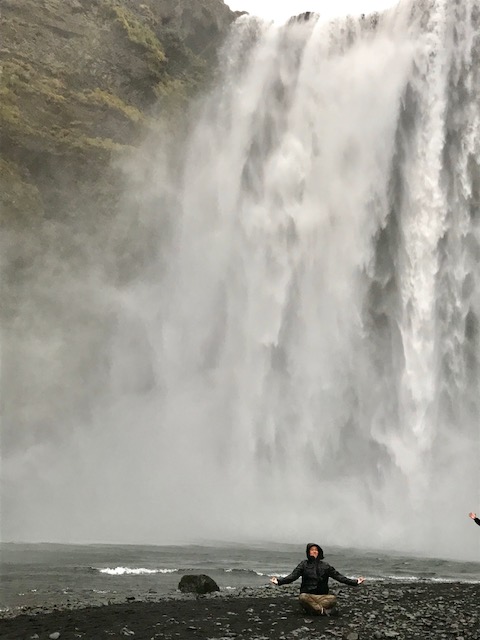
left=1, top=60, right=134, bottom=161
left=79, top=89, right=160, bottom=130
left=2, top=59, right=67, bottom=104
left=101, top=0, right=166, bottom=72
left=0, top=0, right=236, bottom=227
left=156, top=28, right=209, bottom=99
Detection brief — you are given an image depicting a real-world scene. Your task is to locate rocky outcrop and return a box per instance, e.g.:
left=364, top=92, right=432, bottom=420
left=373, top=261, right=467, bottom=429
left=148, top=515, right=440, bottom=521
left=0, top=0, right=246, bottom=455
left=0, top=0, right=243, bottom=225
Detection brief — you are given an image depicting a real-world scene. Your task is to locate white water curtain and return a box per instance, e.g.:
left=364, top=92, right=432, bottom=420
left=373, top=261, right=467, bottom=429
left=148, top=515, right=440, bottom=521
left=3, top=0, right=479, bottom=557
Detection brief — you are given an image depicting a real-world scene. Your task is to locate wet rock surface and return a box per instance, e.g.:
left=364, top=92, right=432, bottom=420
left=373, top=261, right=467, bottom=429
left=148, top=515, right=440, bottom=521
left=1, top=582, right=479, bottom=639
left=1, top=0, right=240, bottom=227
left=178, top=574, right=220, bottom=594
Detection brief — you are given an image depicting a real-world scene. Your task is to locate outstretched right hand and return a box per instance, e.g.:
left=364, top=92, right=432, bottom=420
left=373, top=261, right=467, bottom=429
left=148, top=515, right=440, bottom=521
left=270, top=577, right=279, bottom=585
left=357, top=577, right=365, bottom=584
left=469, top=512, right=477, bottom=520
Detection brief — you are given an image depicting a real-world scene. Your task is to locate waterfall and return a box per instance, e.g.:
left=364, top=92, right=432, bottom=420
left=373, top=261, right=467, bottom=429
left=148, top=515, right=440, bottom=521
left=150, top=0, right=479, bottom=552
left=3, top=0, right=480, bottom=558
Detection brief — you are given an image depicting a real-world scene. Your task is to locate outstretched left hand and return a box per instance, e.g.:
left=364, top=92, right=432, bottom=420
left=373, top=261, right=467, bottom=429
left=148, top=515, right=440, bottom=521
left=357, top=577, right=365, bottom=584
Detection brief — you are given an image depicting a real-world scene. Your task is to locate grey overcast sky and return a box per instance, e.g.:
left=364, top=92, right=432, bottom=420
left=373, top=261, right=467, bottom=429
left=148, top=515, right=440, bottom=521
left=226, top=0, right=399, bottom=22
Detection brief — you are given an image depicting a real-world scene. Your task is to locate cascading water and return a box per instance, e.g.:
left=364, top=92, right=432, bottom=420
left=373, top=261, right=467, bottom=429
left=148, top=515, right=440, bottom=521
left=2, top=0, right=480, bottom=558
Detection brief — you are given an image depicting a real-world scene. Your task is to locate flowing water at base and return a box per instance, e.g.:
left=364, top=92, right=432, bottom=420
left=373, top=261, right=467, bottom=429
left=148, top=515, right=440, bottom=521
left=1, top=543, right=479, bottom=612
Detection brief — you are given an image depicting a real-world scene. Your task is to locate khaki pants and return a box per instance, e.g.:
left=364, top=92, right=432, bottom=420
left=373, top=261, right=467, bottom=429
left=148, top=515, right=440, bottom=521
left=299, top=593, right=337, bottom=615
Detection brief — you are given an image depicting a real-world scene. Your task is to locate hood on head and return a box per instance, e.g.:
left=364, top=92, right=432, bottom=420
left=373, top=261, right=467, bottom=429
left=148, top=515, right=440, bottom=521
left=306, top=543, right=324, bottom=559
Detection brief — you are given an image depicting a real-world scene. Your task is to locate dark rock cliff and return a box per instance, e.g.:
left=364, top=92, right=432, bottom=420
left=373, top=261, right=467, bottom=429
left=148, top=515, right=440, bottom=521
left=0, top=0, right=242, bottom=225
left=1, top=0, right=246, bottom=453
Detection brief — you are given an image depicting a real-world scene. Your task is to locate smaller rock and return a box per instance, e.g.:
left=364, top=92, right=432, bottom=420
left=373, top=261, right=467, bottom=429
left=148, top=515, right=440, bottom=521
left=346, top=633, right=359, bottom=640
left=49, top=634, right=60, bottom=640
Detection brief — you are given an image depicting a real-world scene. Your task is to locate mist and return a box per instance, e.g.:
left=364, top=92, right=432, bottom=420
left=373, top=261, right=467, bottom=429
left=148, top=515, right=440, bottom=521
left=2, top=0, right=480, bottom=561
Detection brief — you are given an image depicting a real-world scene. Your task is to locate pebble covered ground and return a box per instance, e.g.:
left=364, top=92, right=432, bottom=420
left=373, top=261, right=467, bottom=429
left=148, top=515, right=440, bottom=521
left=0, top=582, right=479, bottom=639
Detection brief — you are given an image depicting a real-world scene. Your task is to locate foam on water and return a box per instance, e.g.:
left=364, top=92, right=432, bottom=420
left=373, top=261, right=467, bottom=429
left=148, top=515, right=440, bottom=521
left=97, top=567, right=178, bottom=576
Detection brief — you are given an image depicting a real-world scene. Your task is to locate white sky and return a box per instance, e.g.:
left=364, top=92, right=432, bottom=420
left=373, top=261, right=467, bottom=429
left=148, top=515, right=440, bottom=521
left=226, top=0, right=399, bottom=23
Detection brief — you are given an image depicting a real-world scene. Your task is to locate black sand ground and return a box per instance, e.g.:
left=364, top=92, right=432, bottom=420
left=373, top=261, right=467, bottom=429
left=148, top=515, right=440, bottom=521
left=1, top=582, right=479, bottom=640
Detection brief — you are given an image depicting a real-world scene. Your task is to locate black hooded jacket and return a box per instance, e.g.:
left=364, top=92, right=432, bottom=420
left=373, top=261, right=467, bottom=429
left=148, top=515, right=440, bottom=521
left=474, top=517, right=480, bottom=526
left=277, top=543, right=358, bottom=595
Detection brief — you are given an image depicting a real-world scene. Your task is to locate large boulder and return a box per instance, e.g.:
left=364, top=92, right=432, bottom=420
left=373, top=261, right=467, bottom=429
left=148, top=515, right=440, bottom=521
left=178, top=574, right=220, bottom=595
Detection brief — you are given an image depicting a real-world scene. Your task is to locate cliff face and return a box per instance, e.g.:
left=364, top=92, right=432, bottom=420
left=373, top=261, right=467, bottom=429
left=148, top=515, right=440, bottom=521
left=1, top=0, right=245, bottom=456
left=0, top=0, right=241, bottom=224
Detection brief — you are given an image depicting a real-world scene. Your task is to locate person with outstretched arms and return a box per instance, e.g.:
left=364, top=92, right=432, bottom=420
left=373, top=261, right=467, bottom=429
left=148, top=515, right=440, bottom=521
left=270, top=543, right=364, bottom=616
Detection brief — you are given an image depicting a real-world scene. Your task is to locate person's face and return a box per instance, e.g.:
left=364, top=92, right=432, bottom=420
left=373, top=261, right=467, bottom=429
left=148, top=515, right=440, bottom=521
left=309, top=546, right=319, bottom=558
